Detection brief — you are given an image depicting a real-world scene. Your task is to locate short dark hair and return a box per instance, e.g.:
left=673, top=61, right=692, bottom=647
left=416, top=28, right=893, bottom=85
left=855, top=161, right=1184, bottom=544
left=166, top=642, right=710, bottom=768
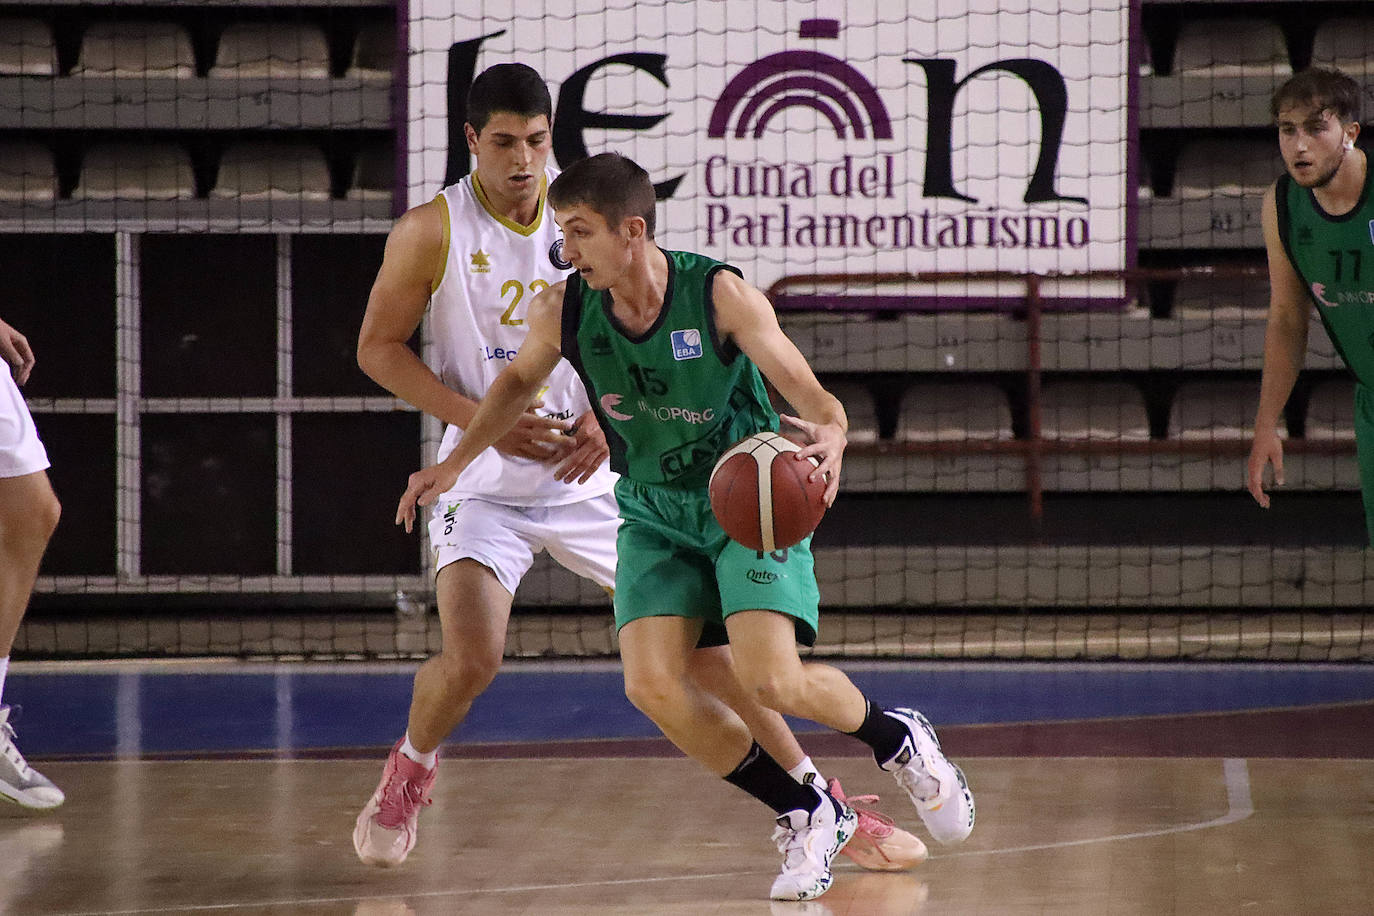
left=1272, top=67, right=1362, bottom=125
left=548, top=153, right=656, bottom=237
left=466, top=63, right=552, bottom=133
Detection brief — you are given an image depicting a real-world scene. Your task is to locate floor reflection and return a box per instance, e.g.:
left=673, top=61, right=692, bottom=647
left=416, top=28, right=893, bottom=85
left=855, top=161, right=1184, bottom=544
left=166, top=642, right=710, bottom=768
left=0, top=820, right=64, bottom=914
left=769, top=871, right=928, bottom=915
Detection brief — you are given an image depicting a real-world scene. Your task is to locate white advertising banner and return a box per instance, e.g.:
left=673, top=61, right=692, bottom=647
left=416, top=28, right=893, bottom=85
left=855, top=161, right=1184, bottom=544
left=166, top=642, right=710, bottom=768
left=409, top=0, right=1131, bottom=308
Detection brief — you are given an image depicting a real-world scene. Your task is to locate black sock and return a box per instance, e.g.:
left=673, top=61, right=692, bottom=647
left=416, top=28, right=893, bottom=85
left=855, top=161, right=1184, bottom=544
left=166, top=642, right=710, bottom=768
left=725, top=742, right=824, bottom=816
left=845, top=698, right=909, bottom=764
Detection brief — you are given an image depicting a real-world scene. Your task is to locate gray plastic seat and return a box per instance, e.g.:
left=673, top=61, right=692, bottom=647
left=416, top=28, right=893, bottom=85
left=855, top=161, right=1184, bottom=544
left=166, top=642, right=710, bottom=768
left=1311, top=17, right=1374, bottom=77
left=1041, top=379, right=1150, bottom=441
left=0, top=142, right=56, bottom=202
left=1173, top=139, right=1282, bottom=201
left=1173, top=18, right=1291, bottom=78
left=73, top=21, right=195, bottom=78
left=0, top=18, right=56, bottom=76
left=1305, top=378, right=1355, bottom=440
left=897, top=381, right=1012, bottom=442
left=1168, top=379, right=1257, bottom=439
left=210, top=21, right=330, bottom=79
left=74, top=142, right=195, bottom=200
left=212, top=140, right=331, bottom=201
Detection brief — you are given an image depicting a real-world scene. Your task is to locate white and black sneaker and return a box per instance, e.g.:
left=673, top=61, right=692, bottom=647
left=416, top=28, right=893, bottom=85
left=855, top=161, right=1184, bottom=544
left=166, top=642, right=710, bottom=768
left=769, top=786, right=858, bottom=901
left=878, top=708, right=973, bottom=845
left=0, top=705, right=64, bottom=811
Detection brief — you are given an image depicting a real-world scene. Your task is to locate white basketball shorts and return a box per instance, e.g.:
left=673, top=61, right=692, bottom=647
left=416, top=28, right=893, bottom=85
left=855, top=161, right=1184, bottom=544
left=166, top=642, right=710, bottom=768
left=428, top=490, right=620, bottom=595
left=0, top=368, right=49, bottom=479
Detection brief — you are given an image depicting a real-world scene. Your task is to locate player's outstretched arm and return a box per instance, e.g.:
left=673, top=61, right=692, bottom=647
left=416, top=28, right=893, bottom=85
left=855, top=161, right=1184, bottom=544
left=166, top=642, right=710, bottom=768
left=712, top=270, right=847, bottom=505
left=395, top=281, right=571, bottom=530
left=0, top=315, right=36, bottom=385
left=1248, top=183, right=1313, bottom=509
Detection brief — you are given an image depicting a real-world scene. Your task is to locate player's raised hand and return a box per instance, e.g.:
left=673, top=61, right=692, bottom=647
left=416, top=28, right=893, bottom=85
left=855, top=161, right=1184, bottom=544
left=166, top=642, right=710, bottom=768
left=554, top=409, right=610, bottom=484
left=493, top=399, right=575, bottom=461
left=1247, top=428, right=1285, bottom=509
left=0, top=317, right=35, bottom=385
left=781, top=413, right=844, bottom=506
left=396, top=462, right=461, bottom=533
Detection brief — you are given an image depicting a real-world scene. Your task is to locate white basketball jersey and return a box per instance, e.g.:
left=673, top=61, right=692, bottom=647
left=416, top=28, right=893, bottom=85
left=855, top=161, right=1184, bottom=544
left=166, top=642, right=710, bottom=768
left=428, top=168, right=616, bottom=505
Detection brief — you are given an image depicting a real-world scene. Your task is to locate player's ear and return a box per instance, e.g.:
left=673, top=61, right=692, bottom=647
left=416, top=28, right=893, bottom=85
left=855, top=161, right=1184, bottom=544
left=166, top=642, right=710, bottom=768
left=625, top=216, right=647, bottom=241
left=464, top=123, right=480, bottom=155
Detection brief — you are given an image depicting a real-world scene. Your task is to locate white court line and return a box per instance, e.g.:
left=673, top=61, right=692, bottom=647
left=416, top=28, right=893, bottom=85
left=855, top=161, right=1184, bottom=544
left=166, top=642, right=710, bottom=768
left=46, top=759, right=1253, bottom=915
left=937, top=757, right=1254, bottom=860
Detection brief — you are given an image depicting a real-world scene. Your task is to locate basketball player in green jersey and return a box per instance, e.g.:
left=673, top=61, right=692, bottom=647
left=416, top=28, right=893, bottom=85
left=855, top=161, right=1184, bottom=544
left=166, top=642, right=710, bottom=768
left=396, top=152, right=973, bottom=901
left=356, top=65, right=922, bottom=874
left=1248, top=68, right=1374, bottom=543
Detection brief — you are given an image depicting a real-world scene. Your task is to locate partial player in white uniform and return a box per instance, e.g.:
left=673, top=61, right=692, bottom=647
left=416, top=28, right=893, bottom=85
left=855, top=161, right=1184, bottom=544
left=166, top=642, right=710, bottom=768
left=352, top=63, right=923, bottom=872
left=0, top=315, right=64, bottom=811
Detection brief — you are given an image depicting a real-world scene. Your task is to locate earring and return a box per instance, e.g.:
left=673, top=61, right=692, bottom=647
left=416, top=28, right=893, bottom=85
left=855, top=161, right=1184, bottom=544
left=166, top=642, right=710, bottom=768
left=1345, top=138, right=1355, bottom=150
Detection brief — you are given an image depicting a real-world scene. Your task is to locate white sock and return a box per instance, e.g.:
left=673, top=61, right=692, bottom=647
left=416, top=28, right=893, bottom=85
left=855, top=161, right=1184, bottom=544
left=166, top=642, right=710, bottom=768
left=788, top=755, right=825, bottom=787
left=0, top=656, right=8, bottom=706
left=399, top=733, right=438, bottom=769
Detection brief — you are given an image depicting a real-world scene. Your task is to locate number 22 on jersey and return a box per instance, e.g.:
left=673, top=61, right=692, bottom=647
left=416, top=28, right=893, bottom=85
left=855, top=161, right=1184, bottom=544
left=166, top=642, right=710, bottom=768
left=499, top=278, right=549, bottom=326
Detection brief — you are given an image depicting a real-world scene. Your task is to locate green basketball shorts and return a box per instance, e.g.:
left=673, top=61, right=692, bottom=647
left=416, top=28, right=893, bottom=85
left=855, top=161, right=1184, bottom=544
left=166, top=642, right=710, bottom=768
left=611, top=477, right=820, bottom=647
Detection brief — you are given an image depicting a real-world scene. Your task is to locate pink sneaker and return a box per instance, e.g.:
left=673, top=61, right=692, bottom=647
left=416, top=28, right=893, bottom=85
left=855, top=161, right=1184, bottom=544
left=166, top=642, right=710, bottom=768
left=829, top=778, right=928, bottom=872
left=353, top=741, right=437, bottom=867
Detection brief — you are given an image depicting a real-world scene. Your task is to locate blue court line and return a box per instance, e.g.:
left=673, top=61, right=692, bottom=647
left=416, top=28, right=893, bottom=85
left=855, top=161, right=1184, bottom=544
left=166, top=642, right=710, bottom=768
left=7, top=661, right=1374, bottom=757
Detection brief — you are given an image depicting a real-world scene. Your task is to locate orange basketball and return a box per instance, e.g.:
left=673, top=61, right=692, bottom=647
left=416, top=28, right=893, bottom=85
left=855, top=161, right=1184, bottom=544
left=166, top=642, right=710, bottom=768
left=708, top=431, right=827, bottom=552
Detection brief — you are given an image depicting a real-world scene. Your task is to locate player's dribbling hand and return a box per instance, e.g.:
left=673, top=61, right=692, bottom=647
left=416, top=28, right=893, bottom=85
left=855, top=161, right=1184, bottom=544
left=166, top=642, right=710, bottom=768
left=1246, top=429, right=1285, bottom=509
left=395, top=462, right=461, bottom=533
left=781, top=413, right=845, bottom=506
left=554, top=409, right=610, bottom=484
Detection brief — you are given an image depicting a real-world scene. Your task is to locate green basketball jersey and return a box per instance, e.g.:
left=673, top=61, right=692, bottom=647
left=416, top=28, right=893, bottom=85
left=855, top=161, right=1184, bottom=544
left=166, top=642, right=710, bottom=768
left=561, top=249, right=779, bottom=489
left=1277, top=169, right=1374, bottom=388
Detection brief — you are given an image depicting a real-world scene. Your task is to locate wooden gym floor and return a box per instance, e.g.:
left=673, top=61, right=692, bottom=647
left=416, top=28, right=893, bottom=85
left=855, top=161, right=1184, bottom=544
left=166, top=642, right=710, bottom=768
left=2, top=662, right=1372, bottom=915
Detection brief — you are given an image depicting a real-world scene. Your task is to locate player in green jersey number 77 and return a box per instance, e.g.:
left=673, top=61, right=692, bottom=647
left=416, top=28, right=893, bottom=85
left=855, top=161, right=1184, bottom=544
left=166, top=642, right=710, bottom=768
left=1248, top=68, right=1374, bottom=544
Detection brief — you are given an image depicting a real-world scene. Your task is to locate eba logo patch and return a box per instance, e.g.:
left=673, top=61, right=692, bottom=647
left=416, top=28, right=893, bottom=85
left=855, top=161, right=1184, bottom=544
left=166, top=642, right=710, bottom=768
left=671, top=328, right=703, bottom=361
left=549, top=239, right=571, bottom=271
left=1368, top=220, right=1374, bottom=246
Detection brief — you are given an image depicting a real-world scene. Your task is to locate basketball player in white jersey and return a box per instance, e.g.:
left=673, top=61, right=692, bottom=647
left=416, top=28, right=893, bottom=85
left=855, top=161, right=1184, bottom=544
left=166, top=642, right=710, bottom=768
left=0, top=315, right=64, bottom=811
left=352, top=63, right=922, bottom=872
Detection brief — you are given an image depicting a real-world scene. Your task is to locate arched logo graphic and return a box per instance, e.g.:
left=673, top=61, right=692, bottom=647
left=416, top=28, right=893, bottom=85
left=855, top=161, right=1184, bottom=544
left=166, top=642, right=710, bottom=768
left=600, top=393, right=633, bottom=421
left=707, top=22, right=892, bottom=140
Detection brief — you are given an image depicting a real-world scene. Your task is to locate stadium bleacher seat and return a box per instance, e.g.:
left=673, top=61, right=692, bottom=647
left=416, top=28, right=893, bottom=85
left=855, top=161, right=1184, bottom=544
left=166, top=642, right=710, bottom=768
left=1041, top=379, right=1150, bottom=441
left=1168, top=378, right=1259, bottom=439
left=72, top=21, right=195, bottom=78
left=1172, top=17, right=1291, bottom=78
left=1173, top=272, right=1270, bottom=316
left=827, top=380, right=880, bottom=443
left=73, top=142, right=196, bottom=200
left=210, top=21, right=330, bottom=79
left=1311, top=17, right=1374, bottom=78
left=1173, top=139, right=1282, bottom=200
left=1305, top=378, right=1356, bottom=440
left=0, top=142, right=57, bottom=202
left=211, top=140, right=332, bottom=200
left=0, top=18, right=56, bottom=76
left=897, top=380, right=1012, bottom=442
left=345, top=144, right=392, bottom=201
left=347, top=21, right=394, bottom=82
